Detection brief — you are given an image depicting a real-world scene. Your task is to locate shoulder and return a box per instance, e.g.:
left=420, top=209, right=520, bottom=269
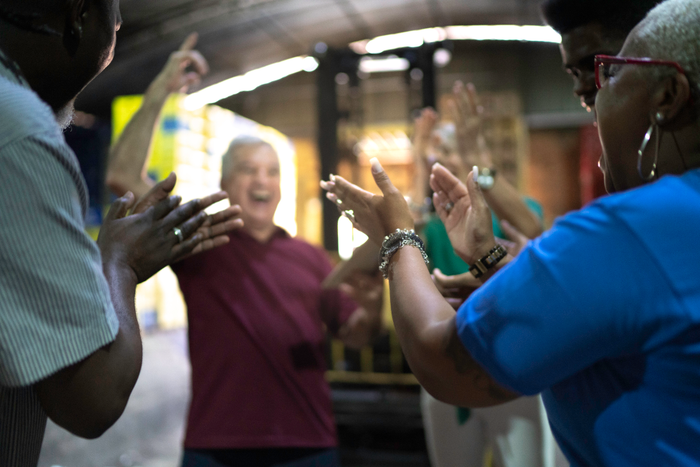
left=0, top=77, right=61, bottom=150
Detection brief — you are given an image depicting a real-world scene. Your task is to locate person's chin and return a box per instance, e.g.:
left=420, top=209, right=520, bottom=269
left=55, top=100, right=76, bottom=130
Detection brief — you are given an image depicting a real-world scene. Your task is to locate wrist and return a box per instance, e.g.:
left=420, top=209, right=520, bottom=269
left=144, top=80, right=171, bottom=106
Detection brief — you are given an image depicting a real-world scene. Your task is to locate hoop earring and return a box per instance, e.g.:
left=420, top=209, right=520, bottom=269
left=637, top=122, right=660, bottom=181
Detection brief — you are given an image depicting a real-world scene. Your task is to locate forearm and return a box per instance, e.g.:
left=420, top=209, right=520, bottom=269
left=106, top=83, right=170, bottom=199
left=388, top=247, right=518, bottom=407
left=36, top=262, right=143, bottom=438
left=483, top=177, right=543, bottom=239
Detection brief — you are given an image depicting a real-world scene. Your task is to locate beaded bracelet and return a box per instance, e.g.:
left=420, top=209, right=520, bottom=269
left=378, top=229, right=430, bottom=279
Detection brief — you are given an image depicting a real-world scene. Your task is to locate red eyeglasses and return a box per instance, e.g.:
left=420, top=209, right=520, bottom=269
left=594, top=54, right=688, bottom=90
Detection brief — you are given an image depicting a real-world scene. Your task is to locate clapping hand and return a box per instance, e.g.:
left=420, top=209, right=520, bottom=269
left=320, top=159, right=414, bottom=245
left=98, top=173, right=243, bottom=282
left=450, top=81, right=492, bottom=168
left=430, top=163, right=496, bottom=265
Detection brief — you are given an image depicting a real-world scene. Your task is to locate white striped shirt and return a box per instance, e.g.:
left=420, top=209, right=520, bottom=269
left=0, top=49, right=119, bottom=466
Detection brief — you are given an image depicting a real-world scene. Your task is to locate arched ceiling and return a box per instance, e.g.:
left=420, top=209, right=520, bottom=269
left=77, top=0, right=545, bottom=116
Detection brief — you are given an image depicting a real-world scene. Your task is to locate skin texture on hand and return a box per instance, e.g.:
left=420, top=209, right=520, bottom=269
left=429, top=163, right=497, bottom=265
left=98, top=174, right=243, bottom=283
left=320, top=158, right=415, bottom=245
left=130, top=173, right=244, bottom=261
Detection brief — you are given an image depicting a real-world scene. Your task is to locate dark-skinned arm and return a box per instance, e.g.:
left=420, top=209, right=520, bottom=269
left=35, top=184, right=233, bottom=438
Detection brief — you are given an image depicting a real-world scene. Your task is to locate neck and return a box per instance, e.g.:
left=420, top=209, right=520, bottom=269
left=244, top=223, right=278, bottom=244
left=657, top=118, right=700, bottom=177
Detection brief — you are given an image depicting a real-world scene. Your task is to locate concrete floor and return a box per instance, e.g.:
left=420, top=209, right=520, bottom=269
left=38, top=330, right=191, bottom=467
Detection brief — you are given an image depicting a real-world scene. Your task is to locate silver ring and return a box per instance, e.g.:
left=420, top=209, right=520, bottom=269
left=173, top=227, right=184, bottom=243
left=444, top=202, right=454, bottom=212
left=342, top=209, right=355, bottom=221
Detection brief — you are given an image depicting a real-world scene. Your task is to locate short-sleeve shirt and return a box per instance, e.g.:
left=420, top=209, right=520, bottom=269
left=457, top=170, right=700, bottom=466
left=172, top=228, right=357, bottom=449
left=0, top=50, right=118, bottom=466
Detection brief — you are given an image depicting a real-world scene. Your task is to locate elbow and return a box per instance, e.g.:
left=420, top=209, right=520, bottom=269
left=51, top=394, right=130, bottom=439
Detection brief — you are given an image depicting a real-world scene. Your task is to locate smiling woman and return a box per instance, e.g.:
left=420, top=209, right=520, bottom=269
left=321, top=0, right=700, bottom=465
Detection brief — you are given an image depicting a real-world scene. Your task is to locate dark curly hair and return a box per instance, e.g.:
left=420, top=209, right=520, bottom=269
left=541, top=0, right=662, bottom=38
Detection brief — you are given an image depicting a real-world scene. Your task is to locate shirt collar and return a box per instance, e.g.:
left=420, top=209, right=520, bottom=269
left=0, top=47, right=29, bottom=88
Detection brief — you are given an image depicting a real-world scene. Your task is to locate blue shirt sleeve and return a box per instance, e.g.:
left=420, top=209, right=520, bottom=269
left=456, top=200, right=690, bottom=395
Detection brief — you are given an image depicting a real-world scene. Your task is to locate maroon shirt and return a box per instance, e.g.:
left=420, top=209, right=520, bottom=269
left=172, top=228, right=357, bottom=449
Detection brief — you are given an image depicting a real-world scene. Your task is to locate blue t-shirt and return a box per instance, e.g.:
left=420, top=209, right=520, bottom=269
left=456, top=170, right=700, bottom=466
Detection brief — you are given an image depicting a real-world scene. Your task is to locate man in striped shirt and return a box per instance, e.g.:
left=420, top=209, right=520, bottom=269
left=0, top=1, right=242, bottom=465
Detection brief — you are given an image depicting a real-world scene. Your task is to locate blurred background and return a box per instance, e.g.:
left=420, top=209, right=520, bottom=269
left=40, top=1, right=597, bottom=466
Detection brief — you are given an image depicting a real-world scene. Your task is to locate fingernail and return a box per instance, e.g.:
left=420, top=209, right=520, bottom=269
left=330, top=174, right=336, bottom=182
left=370, top=158, right=381, bottom=174
left=473, top=166, right=479, bottom=182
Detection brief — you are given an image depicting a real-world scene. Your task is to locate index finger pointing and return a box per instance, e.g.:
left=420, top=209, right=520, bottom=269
left=179, top=32, right=198, bottom=52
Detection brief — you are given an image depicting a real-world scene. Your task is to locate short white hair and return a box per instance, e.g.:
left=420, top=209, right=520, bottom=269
left=631, top=0, right=700, bottom=102
left=221, top=135, right=275, bottom=180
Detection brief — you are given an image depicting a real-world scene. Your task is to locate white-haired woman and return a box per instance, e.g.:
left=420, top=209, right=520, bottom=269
left=321, top=0, right=700, bottom=465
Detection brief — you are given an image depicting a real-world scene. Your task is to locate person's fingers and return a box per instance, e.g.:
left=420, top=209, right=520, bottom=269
left=182, top=50, right=209, bottom=76
left=466, top=83, right=483, bottom=116
left=185, top=234, right=231, bottom=257
left=104, top=192, right=135, bottom=222
left=430, top=163, right=469, bottom=201
left=175, top=210, right=209, bottom=241
left=159, top=197, right=203, bottom=230
left=369, top=157, right=399, bottom=198
left=199, top=216, right=244, bottom=239
left=132, top=172, right=177, bottom=215
left=196, top=190, right=229, bottom=211
left=150, top=195, right=183, bottom=221
left=433, top=269, right=481, bottom=290
left=170, top=232, right=204, bottom=261
left=324, top=175, right=372, bottom=213
left=179, top=32, right=199, bottom=52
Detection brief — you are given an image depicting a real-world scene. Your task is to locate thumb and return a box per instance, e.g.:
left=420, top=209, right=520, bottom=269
left=369, top=157, right=397, bottom=197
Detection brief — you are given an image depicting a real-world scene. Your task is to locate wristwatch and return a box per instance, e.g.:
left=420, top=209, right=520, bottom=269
left=476, top=167, right=497, bottom=190
left=469, top=244, right=507, bottom=278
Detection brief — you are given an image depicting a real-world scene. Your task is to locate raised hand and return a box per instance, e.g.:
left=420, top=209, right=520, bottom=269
left=320, top=158, right=414, bottom=245
left=150, top=32, right=209, bottom=96
left=450, top=81, right=492, bottom=168
left=131, top=172, right=244, bottom=259
left=432, top=268, right=481, bottom=310
left=430, top=163, right=496, bottom=264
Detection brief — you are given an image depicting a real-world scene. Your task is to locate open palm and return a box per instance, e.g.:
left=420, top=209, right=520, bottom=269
left=429, top=163, right=496, bottom=264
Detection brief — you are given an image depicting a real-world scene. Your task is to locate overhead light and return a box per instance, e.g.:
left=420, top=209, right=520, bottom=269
left=358, top=56, right=410, bottom=74
left=445, top=25, right=561, bottom=43
left=183, top=55, right=319, bottom=110
left=350, top=25, right=561, bottom=54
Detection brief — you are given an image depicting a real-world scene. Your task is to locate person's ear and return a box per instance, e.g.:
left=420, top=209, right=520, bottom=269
left=652, top=72, right=692, bottom=127
left=63, top=0, right=89, bottom=56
